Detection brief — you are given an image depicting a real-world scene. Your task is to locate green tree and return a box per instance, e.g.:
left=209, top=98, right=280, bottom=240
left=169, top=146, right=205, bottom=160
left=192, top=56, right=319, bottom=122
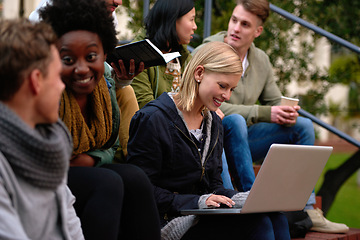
left=302, top=0, right=360, bottom=48
left=300, top=0, right=360, bottom=118
left=329, top=54, right=360, bottom=117
left=122, top=0, right=331, bottom=114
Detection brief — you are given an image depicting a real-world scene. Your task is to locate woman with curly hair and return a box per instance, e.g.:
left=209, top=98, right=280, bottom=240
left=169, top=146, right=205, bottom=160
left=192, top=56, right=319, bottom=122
left=30, top=0, right=143, bottom=163
left=39, top=0, right=160, bottom=239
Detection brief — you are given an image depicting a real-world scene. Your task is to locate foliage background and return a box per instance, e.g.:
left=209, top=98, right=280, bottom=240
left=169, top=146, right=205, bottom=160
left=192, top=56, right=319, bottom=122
left=121, top=0, right=360, bottom=123
left=315, top=152, right=360, bottom=228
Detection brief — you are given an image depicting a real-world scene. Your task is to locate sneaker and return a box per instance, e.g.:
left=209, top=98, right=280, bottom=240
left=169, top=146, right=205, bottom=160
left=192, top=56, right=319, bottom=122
left=306, top=208, right=349, bottom=233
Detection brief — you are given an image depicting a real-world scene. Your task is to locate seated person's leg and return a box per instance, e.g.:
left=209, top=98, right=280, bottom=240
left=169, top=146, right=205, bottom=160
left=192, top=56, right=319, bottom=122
left=68, top=167, right=124, bottom=240
left=305, top=192, right=317, bottom=209
left=223, top=114, right=255, bottom=191
left=221, top=150, right=234, bottom=190
left=268, top=212, right=292, bottom=240
left=291, top=116, right=315, bottom=145
left=248, top=116, right=315, bottom=162
left=102, top=163, right=161, bottom=240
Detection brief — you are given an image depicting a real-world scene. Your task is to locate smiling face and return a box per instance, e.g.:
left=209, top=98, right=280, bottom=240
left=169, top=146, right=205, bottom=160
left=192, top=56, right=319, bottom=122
left=195, top=66, right=240, bottom=111
left=226, top=4, right=263, bottom=54
left=176, top=7, right=197, bottom=45
left=57, top=30, right=105, bottom=99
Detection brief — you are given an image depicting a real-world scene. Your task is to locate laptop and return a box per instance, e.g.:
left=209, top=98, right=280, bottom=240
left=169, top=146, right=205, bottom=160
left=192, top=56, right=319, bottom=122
left=181, top=144, right=332, bottom=215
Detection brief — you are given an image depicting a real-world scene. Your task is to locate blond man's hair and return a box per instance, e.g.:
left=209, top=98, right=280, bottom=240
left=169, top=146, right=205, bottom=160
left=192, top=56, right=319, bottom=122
left=175, top=41, right=242, bottom=111
left=0, top=18, right=57, bottom=101
left=237, top=0, right=270, bottom=24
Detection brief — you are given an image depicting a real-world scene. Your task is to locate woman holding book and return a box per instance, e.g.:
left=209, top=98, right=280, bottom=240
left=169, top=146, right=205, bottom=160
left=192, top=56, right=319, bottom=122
left=131, top=0, right=197, bottom=109
left=39, top=0, right=160, bottom=239
left=127, top=41, right=291, bottom=239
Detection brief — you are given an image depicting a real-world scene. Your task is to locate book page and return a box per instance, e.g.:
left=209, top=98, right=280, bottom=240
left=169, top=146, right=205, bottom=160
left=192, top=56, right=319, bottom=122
left=145, top=39, right=181, bottom=63
left=145, top=39, right=163, bottom=56
left=106, top=39, right=181, bottom=70
left=162, top=52, right=181, bottom=63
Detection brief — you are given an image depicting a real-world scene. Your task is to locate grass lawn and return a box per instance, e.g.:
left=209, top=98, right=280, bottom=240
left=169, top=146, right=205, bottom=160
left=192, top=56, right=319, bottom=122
left=315, top=152, right=360, bottom=228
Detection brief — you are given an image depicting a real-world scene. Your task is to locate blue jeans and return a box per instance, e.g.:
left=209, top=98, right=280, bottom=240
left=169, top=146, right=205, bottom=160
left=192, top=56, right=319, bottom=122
left=221, top=114, right=315, bottom=201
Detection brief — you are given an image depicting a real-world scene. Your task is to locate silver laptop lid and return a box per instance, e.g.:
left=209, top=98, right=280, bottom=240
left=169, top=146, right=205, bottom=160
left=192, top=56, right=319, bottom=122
left=241, top=144, right=332, bottom=213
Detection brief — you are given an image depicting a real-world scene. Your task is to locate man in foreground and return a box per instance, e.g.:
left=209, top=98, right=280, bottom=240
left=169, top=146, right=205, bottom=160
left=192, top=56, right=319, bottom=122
left=0, top=18, right=84, bottom=239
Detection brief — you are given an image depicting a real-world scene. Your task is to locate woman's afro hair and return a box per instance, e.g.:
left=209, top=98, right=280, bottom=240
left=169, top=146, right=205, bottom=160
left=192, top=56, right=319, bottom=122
left=39, top=0, right=117, bottom=54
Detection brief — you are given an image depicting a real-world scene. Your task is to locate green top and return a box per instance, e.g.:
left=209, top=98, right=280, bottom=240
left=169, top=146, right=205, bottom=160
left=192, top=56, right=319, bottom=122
left=131, top=31, right=192, bottom=109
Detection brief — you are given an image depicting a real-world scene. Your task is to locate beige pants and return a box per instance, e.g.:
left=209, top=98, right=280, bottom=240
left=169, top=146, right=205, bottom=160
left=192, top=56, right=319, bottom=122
left=115, top=85, right=139, bottom=162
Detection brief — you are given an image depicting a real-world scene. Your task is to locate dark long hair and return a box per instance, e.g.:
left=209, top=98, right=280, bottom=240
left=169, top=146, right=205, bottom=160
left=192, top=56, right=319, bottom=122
left=145, top=0, right=194, bottom=52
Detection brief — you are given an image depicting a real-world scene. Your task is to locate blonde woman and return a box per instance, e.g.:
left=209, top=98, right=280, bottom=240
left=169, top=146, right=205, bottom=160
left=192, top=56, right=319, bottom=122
left=127, top=41, right=291, bottom=240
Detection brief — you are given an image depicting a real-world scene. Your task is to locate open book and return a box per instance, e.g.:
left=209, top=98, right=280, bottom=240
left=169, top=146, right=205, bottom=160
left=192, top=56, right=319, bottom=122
left=106, top=39, right=181, bottom=72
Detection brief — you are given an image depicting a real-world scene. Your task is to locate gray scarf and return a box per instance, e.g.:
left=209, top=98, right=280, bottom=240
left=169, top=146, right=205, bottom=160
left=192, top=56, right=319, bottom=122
left=0, top=102, right=72, bottom=190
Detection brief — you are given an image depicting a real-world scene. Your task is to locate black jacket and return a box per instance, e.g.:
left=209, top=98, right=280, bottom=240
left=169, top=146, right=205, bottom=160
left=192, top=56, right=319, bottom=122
left=127, top=93, right=237, bottom=223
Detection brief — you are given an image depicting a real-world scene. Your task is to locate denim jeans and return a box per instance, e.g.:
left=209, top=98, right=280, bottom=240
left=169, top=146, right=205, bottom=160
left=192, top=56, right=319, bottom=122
left=221, top=114, right=316, bottom=204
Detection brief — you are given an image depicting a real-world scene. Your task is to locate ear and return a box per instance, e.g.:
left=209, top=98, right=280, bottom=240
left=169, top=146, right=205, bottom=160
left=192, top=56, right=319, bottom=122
left=28, top=69, right=43, bottom=96
left=194, top=65, right=204, bottom=83
left=254, top=25, right=263, bottom=38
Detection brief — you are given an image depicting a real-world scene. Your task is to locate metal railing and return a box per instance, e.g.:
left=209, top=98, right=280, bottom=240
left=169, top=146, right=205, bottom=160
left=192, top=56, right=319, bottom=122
left=299, top=109, right=360, bottom=148
left=269, top=4, right=360, bottom=55
left=267, top=3, right=360, bottom=149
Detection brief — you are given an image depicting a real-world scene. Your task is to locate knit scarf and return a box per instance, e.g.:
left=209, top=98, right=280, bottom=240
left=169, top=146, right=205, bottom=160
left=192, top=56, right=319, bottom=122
left=59, top=77, right=112, bottom=155
left=0, top=102, right=71, bottom=190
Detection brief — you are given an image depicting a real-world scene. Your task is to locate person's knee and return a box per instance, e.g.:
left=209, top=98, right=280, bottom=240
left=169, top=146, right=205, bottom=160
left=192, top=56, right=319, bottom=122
left=269, top=212, right=289, bottom=227
left=269, top=213, right=291, bottom=239
left=118, top=164, right=153, bottom=191
left=74, top=167, right=124, bottom=202
left=245, top=214, right=275, bottom=239
left=97, top=168, right=124, bottom=195
left=296, top=117, right=313, bottom=130
left=223, top=114, right=246, bottom=127
left=69, top=167, right=123, bottom=189
left=295, top=117, right=315, bottom=143
left=223, top=114, right=248, bottom=136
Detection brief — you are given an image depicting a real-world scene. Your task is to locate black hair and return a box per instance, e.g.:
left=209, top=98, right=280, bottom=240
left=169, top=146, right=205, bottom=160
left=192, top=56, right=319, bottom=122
left=39, top=0, right=117, bottom=54
left=145, top=0, right=194, bottom=52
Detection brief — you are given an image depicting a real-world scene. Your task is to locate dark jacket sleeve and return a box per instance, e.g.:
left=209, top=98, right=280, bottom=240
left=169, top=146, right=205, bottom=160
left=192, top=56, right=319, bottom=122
left=127, top=110, right=200, bottom=216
